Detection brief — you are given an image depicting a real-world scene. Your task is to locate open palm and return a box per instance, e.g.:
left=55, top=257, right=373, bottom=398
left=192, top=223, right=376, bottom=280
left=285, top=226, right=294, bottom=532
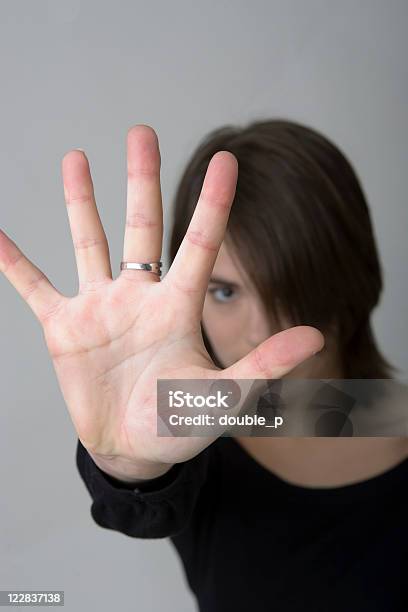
left=0, top=125, right=324, bottom=481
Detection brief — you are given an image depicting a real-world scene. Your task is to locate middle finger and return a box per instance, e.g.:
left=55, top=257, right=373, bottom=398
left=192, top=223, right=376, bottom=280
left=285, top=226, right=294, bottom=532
left=121, top=125, right=164, bottom=282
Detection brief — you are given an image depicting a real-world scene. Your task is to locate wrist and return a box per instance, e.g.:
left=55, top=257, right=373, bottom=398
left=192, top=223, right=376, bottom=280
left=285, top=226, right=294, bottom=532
left=88, top=451, right=173, bottom=483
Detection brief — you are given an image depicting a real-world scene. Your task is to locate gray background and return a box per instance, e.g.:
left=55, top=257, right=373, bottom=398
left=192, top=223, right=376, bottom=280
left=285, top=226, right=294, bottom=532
left=1, top=1, right=407, bottom=610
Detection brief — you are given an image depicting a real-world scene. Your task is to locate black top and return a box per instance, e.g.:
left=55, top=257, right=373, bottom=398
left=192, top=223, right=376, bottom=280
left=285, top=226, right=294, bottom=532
left=76, top=436, right=408, bottom=612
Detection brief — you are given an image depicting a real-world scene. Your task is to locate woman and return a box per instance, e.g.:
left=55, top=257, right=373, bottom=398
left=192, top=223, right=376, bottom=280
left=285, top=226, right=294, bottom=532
left=1, top=120, right=407, bottom=611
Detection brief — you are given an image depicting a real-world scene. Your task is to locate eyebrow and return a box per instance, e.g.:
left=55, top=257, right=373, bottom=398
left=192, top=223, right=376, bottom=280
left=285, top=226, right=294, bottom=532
left=208, top=276, right=240, bottom=287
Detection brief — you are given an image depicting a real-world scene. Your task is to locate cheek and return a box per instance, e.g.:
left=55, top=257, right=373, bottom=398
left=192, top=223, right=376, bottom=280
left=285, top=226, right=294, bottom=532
left=203, top=300, right=244, bottom=332
left=203, top=302, right=244, bottom=349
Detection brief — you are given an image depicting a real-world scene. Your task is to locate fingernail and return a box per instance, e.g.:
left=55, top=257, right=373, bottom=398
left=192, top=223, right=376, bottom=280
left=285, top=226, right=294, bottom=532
left=312, top=348, right=323, bottom=356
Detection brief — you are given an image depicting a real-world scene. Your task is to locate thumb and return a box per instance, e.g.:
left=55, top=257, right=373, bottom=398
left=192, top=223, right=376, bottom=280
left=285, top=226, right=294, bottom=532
left=221, top=325, right=325, bottom=380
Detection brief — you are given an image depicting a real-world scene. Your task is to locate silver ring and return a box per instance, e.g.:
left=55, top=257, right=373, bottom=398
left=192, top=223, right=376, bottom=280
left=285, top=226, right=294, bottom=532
left=120, top=261, right=162, bottom=276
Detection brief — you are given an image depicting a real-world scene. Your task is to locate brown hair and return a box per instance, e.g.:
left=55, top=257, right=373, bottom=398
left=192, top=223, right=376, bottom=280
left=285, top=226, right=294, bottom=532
left=168, top=118, right=399, bottom=379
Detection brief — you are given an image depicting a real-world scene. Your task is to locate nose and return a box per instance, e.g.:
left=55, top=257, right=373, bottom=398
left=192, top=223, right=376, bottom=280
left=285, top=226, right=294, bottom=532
left=245, top=298, right=272, bottom=347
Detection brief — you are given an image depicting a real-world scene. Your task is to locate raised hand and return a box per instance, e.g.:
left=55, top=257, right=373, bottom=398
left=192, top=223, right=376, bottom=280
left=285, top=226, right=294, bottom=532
left=0, top=125, right=324, bottom=481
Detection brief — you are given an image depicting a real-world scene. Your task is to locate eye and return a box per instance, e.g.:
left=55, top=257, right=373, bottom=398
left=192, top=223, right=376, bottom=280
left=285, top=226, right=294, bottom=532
left=208, top=286, right=238, bottom=303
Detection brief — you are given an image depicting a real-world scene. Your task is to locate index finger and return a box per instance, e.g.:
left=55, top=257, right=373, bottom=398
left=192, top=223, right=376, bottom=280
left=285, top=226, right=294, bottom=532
left=163, top=151, right=238, bottom=315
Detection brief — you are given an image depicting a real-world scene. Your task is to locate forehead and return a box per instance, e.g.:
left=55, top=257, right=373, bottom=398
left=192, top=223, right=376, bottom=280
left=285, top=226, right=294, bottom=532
left=212, top=240, right=252, bottom=289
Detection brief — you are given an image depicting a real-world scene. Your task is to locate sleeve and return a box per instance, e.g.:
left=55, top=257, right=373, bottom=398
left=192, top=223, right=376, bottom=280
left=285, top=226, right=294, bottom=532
left=75, top=438, right=213, bottom=539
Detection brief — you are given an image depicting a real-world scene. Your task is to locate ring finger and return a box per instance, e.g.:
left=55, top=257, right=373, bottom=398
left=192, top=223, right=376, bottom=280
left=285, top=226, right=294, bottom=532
left=62, top=150, right=112, bottom=291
